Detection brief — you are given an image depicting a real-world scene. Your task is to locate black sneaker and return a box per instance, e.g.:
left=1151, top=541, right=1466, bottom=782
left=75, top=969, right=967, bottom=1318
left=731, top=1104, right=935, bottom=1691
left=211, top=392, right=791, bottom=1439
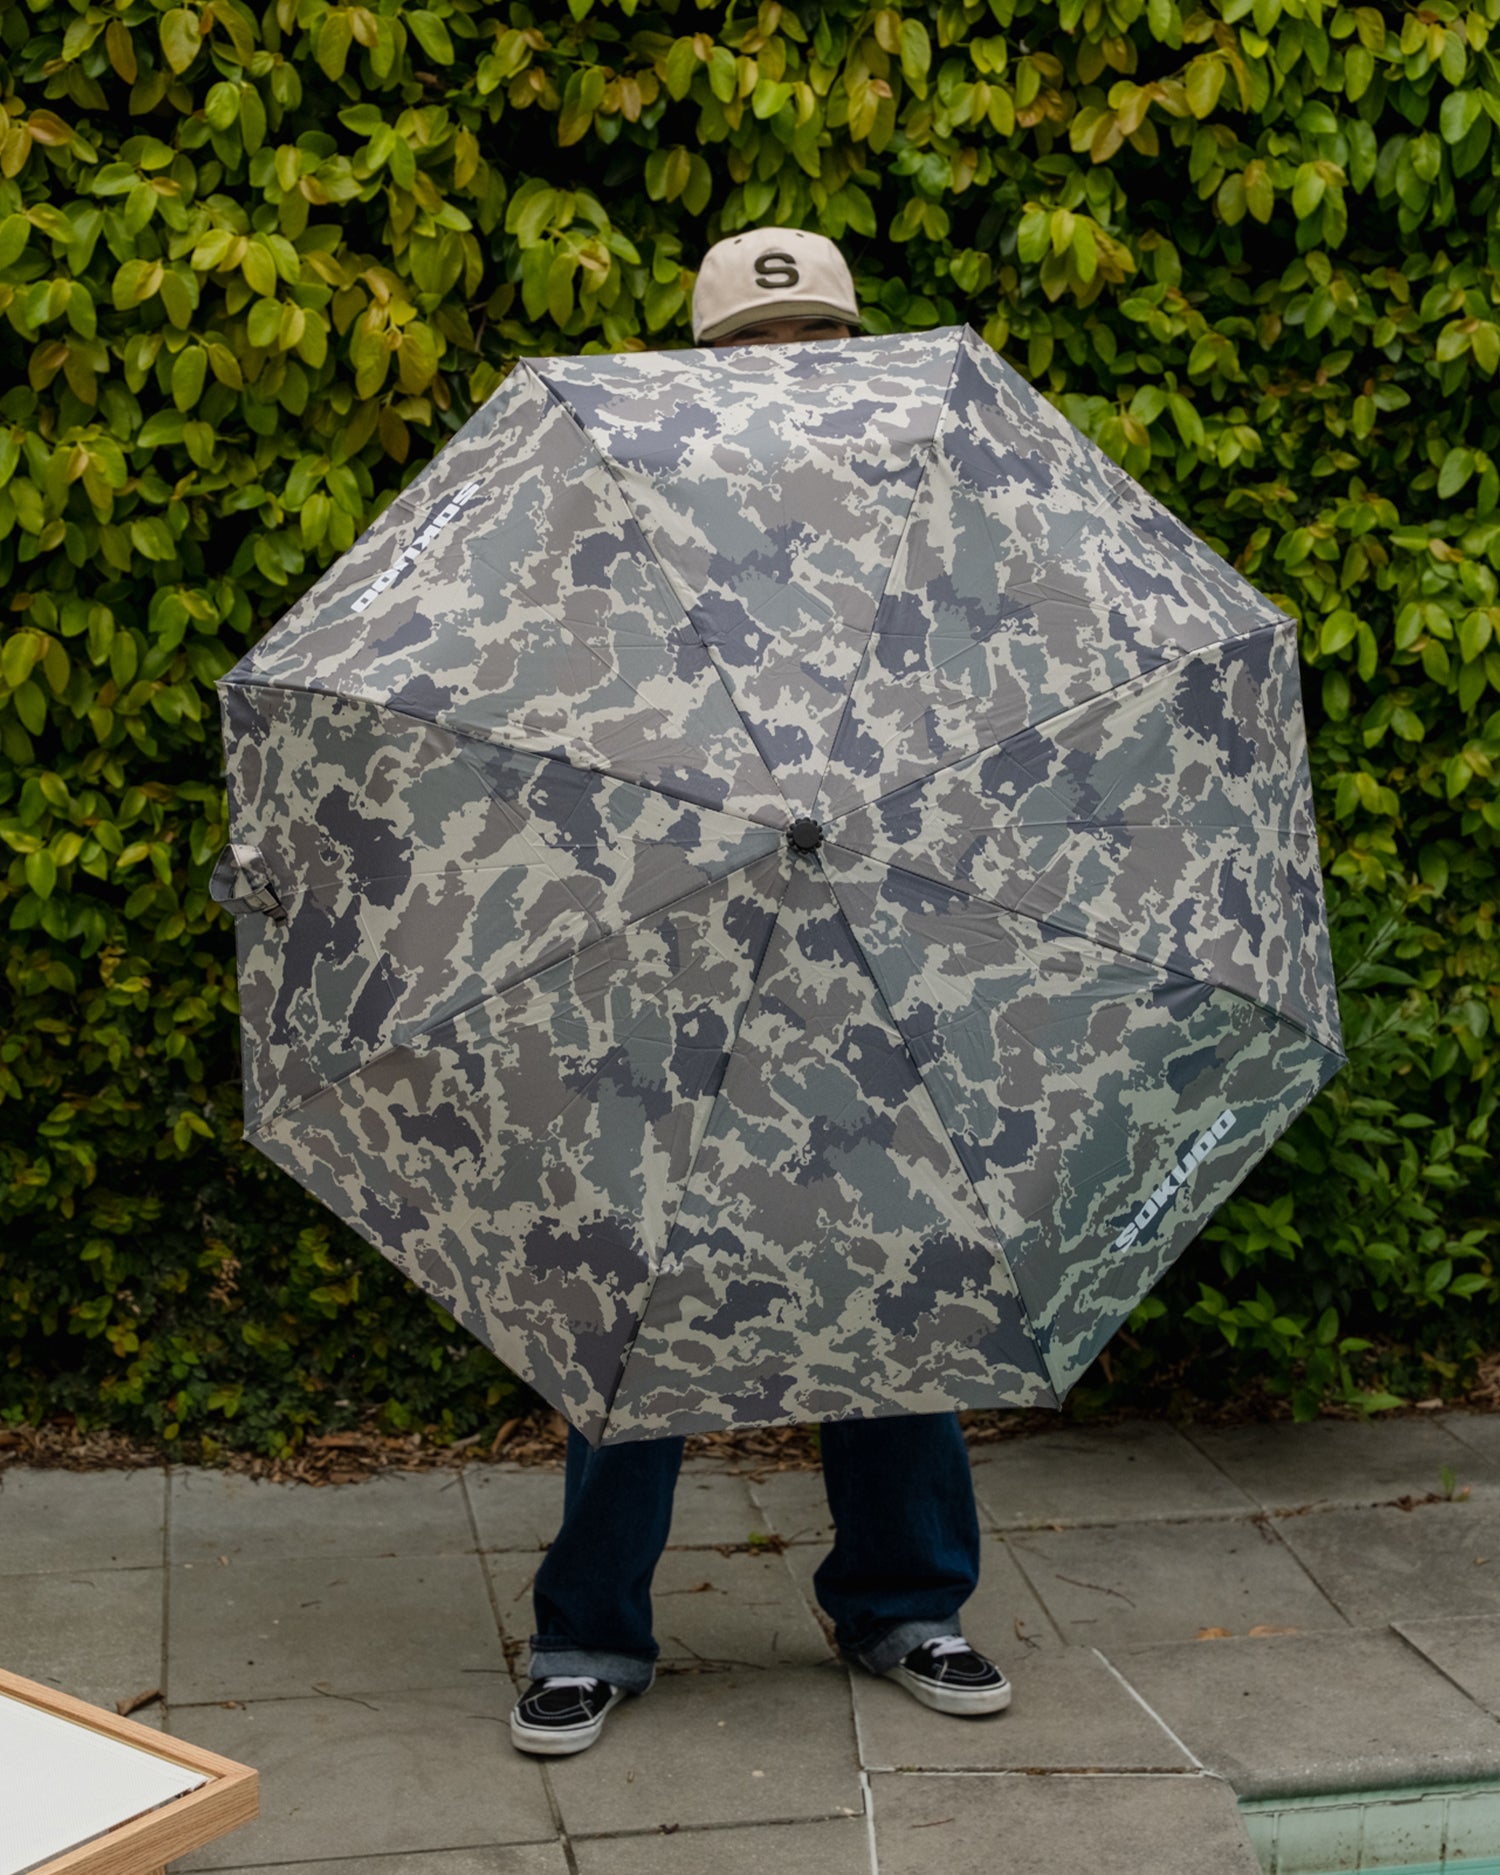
left=509, top=1675, right=627, bottom=1755
left=886, top=1635, right=1012, bottom=1716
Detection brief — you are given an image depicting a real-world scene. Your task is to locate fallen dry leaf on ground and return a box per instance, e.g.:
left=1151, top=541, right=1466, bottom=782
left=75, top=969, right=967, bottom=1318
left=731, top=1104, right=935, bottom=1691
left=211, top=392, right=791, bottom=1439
left=6, top=1365, right=1500, bottom=1477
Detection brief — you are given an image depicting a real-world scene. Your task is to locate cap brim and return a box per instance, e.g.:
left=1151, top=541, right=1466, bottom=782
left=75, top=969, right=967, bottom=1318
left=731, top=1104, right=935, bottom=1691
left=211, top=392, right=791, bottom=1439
left=695, top=301, right=863, bottom=344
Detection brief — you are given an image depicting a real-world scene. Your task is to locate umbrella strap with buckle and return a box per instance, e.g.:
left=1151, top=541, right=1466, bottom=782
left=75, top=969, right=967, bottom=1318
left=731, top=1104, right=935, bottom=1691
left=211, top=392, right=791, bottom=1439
left=209, top=842, right=288, bottom=923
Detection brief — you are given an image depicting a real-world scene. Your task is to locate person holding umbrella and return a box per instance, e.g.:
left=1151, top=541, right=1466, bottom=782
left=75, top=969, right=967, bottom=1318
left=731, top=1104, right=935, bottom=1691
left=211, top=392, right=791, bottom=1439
left=210, top=189, right=1338, bottom=1764
left=508, top=229, right=1014, bottom=1760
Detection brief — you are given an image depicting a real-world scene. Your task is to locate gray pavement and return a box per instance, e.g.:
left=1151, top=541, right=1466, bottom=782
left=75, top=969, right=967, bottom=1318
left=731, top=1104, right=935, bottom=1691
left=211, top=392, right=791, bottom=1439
left=5, top=1412, right=1500, bottom=1873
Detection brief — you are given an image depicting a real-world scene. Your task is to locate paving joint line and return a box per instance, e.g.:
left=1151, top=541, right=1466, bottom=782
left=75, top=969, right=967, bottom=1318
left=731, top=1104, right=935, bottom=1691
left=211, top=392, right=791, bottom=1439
left=987, top=1530, right=1067, bottom=1647
left=569, top=1810, right=871, bottom=1841
left=0, top=1560, right=176, bottom=1582
left=859, top=1767, right=880, bottom=1875
left=1088, top=1646, right=1207, bottom=1771
left=1437, top=1416, right=1500, bottom=1464
left=1385, top=1615, right=1500, bottom=1725
left=857, top=1761, right=1208, bottom=1776
left=186, top=1836, right=566, bottom=1870
left=865, top=1766, right=1212, bottom=1778
left=1249, top=1513, right=1368, bottom=1632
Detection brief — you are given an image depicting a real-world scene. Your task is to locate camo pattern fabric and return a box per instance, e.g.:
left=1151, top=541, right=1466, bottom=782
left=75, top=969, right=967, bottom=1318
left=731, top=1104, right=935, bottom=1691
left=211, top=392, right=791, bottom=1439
left=529, top=332, right=955, bottom=820
left=215, top=323, right=1345, bottom=1444
left=220, top=682, right=780, bottom=1131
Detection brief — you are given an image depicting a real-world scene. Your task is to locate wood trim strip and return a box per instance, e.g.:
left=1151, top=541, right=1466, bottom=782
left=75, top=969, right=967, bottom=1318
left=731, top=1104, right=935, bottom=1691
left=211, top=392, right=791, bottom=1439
left=0, top=1667, right=258, bottom=1875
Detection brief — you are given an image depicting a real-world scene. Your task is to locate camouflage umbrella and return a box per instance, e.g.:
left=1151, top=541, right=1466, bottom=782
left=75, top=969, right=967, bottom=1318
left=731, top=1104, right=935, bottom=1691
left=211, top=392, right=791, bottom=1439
left=211, top=325, right=1345, bottom=1445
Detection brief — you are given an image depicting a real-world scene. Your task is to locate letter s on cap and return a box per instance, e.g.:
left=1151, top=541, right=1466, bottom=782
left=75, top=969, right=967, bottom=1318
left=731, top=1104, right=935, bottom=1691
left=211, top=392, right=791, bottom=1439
left=754, top=251, right=801, bottom=290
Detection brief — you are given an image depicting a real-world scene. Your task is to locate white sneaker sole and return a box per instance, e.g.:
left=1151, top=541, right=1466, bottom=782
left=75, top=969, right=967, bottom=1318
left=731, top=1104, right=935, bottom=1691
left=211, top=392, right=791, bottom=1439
left=886, top=1663, right=1013, bottom=1716
left=509, top=1685, right=627, bottom=1756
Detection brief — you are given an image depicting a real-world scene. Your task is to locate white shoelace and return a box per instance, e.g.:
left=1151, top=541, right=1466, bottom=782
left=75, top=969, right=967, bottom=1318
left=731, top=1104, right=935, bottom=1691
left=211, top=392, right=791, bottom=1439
left=541, top=1675, right=600, bottom=1691
left=923, top=1635, right=973, bottom=1658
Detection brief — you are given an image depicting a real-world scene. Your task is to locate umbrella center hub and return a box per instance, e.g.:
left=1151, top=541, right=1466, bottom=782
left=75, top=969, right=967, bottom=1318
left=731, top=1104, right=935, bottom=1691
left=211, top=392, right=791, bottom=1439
left=787, top=816, right=824, bottom=856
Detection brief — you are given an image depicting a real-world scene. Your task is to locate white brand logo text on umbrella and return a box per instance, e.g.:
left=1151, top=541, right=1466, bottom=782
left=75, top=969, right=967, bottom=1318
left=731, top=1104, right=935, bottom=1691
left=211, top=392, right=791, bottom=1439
left=1112, top=1109, right=1237, bottom=1251
left=351, top=479, right=484, bottom=614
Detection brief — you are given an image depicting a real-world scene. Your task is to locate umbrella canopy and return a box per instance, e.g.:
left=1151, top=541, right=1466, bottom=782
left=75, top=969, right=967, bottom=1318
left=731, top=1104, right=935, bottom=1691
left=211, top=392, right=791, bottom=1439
left=211, top=325, right=1345, bottom=1445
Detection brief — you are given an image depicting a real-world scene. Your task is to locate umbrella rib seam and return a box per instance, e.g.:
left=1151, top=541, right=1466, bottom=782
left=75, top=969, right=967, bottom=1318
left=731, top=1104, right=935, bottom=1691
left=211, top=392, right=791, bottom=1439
left=829, top=843, right=1345, bottom=1062
left=221, top=675, right=775, bottom=834
left=807, top=327, right=968, bottom=825
left=597, top=860, right=797, bottom=1435
left=820, top=616, right=1291, bottom=824
left=453, top=545, right=713, bottom=758
left=455, top=739, right=614, bottom=960
left=818, top=871, right=1062, bottom=1410
left=819, top=615, right=1347, bottom=1052
left=246, top=847, right=783, bottom=1139
left=526, top=369, right=790, bottom=822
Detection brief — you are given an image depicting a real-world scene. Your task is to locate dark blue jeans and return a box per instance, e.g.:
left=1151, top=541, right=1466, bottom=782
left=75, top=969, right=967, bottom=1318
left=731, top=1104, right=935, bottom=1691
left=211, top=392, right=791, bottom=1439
left=529, top=1412, right=981, bottom=1694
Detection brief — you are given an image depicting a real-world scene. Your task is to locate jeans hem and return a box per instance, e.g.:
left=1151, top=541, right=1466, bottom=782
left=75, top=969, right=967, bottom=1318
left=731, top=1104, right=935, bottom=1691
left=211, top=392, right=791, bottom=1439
left=848, top=1616, right=964, bottom=1678
left=528, top=1643, right=656, bottom=1696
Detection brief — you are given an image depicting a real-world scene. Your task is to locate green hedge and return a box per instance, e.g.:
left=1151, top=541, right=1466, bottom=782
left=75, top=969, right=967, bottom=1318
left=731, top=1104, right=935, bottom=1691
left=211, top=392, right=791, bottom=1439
left=2, top=0, right=1497, bottom=1453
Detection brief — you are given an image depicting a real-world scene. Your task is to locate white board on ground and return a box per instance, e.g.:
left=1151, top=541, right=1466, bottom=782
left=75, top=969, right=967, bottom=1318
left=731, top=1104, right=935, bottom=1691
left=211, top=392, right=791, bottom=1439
left=0, top=1689, right=206, bottom=1874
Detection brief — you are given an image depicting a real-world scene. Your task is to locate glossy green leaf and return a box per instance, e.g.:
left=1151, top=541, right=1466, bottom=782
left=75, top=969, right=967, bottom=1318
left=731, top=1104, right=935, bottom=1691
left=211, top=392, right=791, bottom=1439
left=160, top=7, right=202, bottom=72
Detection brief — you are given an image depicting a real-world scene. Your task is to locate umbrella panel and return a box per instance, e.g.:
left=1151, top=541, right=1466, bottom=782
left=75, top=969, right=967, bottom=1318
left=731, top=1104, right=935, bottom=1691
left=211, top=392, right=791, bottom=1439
left=819, top=843, right=1340, bottom=1398
left=531, top=332, right=958, bottom=818
left=830, top=618, right=1337, bottom=1052
left=252, top=852, right=788, bottom=1442
left=225, top=681, right=778, bottom=1134
left=816, top=333, right=1274, bottom=818
left=602, top=857, right=1056, bottom=1441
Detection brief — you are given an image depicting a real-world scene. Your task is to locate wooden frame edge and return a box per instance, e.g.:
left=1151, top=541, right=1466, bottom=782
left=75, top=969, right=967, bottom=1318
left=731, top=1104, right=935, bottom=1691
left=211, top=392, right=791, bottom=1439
left=0, top=1667, right=258, bottom=1875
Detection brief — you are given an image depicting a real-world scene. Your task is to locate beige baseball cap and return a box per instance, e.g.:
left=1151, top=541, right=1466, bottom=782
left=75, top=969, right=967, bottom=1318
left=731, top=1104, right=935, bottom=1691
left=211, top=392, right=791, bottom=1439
left=691, top=227, right=861, bottom=344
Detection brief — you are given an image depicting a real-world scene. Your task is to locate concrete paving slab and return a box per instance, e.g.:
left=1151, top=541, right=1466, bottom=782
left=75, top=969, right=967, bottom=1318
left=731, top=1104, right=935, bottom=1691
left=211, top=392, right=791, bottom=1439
left=166, top=1685, right=556, bottom=1869
left=1006, top=1517, right=1346, bottom=1647
left=1439, top=1411, right=1500, bottom=1466
left=463, top=1465, right=565, bottom=1554
left=970, top=1422, right=1255, bottom=1529
left=465, top=1461, right=763, bottom=1552
left=1393, top=1612, right=1500, bottom=1717
left=572, top=1817, right=870, bottom=1873
left=542, top=1662, right=862, bottom=1836
left=1185, top=1416, right=1500, bottom=1512
left=0, top=1566, right=162, bottom=1709
left=170, top=1468, right=474, bottom=1564
left=169, top=1552, right=505, bottom=1704
left=779, top=1530, right=1057, bottom=1660
left=0, top=1467, right=165, bottom=1574
left=1106, top=1627, right=1500, bottom=1798
left=481, top=1544, right=833, bottom=1675
left=664, top=1469, right=766, bottom=1549
left=744, top=1465, right=832, bottom=1545
left=649, top=1547, right=832, bottom=1672
left=473, top=1550, right=544, bottom=1653
left=1274, top=1500, right=1500, bottom=1625
left=851, top=1638, right=1193, bottom=1772
left=205, top=1854, right=569, bottom=1875
left=868, top=1769, right=1261, bottom=1875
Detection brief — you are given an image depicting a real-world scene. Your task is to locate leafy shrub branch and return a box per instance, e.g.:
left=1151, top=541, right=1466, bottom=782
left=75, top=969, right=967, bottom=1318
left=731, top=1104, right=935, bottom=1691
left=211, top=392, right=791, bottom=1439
left=1, top=0, right=1497, bottom=1448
